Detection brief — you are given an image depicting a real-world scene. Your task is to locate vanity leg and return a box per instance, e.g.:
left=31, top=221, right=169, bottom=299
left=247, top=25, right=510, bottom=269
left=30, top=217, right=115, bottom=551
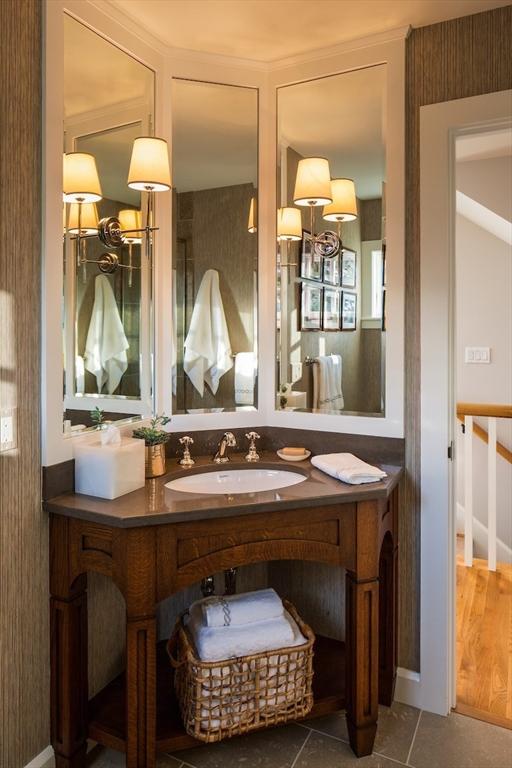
left=124, top=527, right=158, bottom=768
left=345, top=573, right=379, bottom=756
left=378, top=532, right=398, bottom=706
left=126, top=617, right=157, bottom=768
left=50, top=578, right=88, bottom=768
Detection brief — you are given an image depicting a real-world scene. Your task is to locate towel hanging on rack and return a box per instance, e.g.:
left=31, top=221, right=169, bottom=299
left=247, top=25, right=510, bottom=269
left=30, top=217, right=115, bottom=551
left=184, top=269, right=233, bottom=397
left=84, top=274, right=129, bottom=395
left=312, top=354, right=344, bottom=411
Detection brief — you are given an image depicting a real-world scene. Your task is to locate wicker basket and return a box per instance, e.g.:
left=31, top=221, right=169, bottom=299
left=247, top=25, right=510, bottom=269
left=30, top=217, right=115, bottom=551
left=167, top=599, right=314, bottom=743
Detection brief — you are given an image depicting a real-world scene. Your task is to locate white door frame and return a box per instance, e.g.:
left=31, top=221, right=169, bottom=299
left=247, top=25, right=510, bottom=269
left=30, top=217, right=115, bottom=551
left=419, top=89, right=512, bottom=715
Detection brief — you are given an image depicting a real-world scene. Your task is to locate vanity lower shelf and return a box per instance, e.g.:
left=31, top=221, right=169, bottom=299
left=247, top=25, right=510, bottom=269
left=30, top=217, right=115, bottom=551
left=88, top=635, right=346, bottom=754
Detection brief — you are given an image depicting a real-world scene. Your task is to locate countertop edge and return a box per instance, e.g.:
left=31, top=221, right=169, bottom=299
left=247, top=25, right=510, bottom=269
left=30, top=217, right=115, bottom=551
left=44, top=457, right=403, bottom=528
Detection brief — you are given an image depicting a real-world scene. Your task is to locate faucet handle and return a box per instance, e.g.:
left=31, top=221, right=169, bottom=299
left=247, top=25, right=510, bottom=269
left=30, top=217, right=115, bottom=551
left=245, top=431, right=260, bottom=462
left=178, top=435, right=195, bottom=467
left=223, top=431, right=237, bottom=447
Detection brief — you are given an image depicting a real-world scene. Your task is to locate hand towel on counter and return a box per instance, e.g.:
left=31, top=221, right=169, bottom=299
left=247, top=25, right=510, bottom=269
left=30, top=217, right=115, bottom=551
left=184, top=269, right=233, bottom=397
left=198, top=588, right=284, bottom=628
left=311, top=453, right=387, bottom=485
left=234, top=352, right=256, bottom=406
left=186, top=606, right=304, bottom=662
left=313, top=354, right=344, bottom=411
left=84, top=275, right=129, bottom=395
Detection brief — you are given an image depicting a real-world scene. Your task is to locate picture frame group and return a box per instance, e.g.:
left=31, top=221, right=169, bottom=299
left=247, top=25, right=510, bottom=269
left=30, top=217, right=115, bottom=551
left=299, top=230, right=357, bottom=332
left=300, top=283, right=357, bottom=332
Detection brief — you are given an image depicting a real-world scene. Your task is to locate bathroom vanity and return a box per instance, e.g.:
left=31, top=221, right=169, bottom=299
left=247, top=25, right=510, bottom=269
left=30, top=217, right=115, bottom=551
left=46, top=455, right=401, bottom=768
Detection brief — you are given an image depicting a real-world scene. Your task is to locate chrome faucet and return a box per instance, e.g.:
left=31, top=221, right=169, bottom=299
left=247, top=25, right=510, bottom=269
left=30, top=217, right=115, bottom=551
left=213, top=431, right=237, bottom=463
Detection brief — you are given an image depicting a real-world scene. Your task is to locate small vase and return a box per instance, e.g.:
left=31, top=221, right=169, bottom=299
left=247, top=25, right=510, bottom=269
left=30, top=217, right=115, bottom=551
left=145, top=443, right=166, bottom=478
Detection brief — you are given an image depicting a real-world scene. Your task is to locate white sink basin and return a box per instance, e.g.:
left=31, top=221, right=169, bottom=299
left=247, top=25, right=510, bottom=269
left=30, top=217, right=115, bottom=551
left=165, top=468, right=306, bottom=495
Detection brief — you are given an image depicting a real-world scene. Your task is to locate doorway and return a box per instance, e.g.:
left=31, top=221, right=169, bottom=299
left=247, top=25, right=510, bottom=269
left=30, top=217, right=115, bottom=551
left=453, top=127, right=512, bottom=728
left=419, top=90, right=512, bottom=719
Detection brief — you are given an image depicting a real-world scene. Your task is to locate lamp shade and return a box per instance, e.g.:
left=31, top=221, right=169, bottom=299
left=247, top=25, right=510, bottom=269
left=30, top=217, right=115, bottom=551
left=293, top=157, right=332, bottom=207
left=323, top=178, right=358, bottom=222
left=119, top=209, right=142, bottom=243
left=127, top=137, right=171, bottom=192
left=67, top=202, right=99, bottom=234
left=63, top=152, right=102, bottom=203
left=277, top=207, right=302, bottom=241
left=247, top=197, right=257, bottom=233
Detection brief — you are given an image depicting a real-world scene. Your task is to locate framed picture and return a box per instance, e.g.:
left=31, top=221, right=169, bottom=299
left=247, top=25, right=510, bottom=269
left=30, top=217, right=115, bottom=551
left=341, top=290, right=357, bottom=330
left=323, top=288, right=341, bottom=331
left=323, top=253, right=340, bottom=286
left=341, top=247, right=357, bottom=288
left=382, top=288, right=386, bottom=332
left=300, top=230, right=322, bottom=282
left=300, top=283, right=322, bottom=330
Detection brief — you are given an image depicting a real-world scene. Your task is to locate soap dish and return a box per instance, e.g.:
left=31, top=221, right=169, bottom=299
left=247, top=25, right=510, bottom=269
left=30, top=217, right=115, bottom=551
left=277, top=449, right=311, bottom=462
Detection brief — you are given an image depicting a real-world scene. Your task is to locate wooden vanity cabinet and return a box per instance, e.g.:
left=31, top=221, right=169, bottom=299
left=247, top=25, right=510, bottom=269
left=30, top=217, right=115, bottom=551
left=49, top=487, right=399, bottom=767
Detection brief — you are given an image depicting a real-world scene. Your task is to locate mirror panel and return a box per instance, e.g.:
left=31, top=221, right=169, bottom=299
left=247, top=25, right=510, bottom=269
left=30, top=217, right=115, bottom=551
left=171, top=79, right=258, bottom=414
left=276, top=65, right=386, bottom=416
left=62, top=15, right=155, bottom=431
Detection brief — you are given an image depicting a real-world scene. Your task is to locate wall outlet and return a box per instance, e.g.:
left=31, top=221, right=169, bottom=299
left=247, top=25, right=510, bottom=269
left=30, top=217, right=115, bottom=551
left=0, top=408, right=17, bottom=452
left=465, top=347, right=491, bottom=364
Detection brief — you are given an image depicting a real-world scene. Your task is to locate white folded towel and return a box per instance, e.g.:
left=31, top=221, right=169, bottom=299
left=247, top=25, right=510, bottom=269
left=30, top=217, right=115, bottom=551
left=199, top=588, right=284, bottom=628
left=84, top=275, right=129, bottom=395
left=186, top=607, right=304, bottom=662
left=234, top=352, right=256, bottom=406
left=313, top=354, right=344, bottom=411
left=311, top=453, right=387, bottom=485
left=184, top=269, right=233, bottom=397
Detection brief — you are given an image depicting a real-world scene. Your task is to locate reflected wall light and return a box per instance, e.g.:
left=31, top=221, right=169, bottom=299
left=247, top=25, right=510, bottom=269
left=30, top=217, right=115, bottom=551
left=248, top=197, right=257, bottom=234
left=277, top=207, right=302, bottom=241
left=63, top=136, right=171, bottom=277
left=323, top=178, right=358, bottom=240
left=292, top=157, right=348, bottom=258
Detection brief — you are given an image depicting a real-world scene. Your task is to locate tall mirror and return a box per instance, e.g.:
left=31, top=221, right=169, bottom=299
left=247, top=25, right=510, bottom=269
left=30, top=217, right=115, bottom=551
left=276, top=65, right=386, bottom=416
left=62, top=15, right=157, bottom=431
left=171, top=79, right=258, bottom=414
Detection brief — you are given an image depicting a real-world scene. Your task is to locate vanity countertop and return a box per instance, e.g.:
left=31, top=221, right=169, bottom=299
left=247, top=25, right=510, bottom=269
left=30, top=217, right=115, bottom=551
left=45, top=452, right=403, bottom=528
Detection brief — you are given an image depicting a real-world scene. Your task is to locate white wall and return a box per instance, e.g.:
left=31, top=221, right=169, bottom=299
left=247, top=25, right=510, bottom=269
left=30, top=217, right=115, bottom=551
left=455, top=153, right=512, bottom=560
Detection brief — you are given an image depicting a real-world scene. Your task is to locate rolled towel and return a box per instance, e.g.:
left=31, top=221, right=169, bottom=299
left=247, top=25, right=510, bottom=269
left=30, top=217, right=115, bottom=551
left=311, top=453, right=387, bottom=485
left=198, top=588, right=284, bottom=628
left=186, top=607, right=304, bottom=662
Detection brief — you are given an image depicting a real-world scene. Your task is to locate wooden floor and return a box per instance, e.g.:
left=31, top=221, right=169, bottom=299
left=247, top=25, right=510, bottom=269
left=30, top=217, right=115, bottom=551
left=456, top=545, right=512, bottom=729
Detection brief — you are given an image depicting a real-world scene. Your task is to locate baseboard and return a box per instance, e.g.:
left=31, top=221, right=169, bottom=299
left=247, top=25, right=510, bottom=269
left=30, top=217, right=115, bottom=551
left=24, top=746, right=53, bottom=768
left=394, top=666, right=422, bottom=709
left=24, top=741, right=97, bottom=768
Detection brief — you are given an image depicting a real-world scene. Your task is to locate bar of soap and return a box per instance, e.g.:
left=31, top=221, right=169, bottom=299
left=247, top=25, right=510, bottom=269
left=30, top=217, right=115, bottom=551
left=281, top=447, right=307, bottom=457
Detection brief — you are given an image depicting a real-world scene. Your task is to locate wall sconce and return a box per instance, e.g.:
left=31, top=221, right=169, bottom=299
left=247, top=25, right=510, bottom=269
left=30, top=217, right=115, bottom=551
left=63, top=136, right=171, bottom=277
left=293, top=156, right=339, bottom=258
left=277, top=207, right=301, bottom=272
left=277, top=207, right=302, bottom=242
left=119, top=209, right=142, bottom=287
left=322, top=178, right=358, bottom=240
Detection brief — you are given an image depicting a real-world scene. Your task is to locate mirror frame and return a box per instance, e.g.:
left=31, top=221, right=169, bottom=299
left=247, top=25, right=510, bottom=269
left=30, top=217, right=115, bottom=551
left=43, top=1, right=406, bottom=466
left=267, top=37, right=406, bottom=438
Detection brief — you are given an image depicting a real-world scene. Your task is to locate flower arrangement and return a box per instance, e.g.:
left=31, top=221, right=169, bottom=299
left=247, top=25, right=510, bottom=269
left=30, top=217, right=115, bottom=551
left=133, top=414, right=171, bottom=446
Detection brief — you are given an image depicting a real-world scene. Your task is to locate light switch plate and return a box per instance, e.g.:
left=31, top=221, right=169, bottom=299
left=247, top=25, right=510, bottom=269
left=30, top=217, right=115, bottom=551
left=465, top=347, right=491, bottom=364
left=0, top=407, right=17, bottom=452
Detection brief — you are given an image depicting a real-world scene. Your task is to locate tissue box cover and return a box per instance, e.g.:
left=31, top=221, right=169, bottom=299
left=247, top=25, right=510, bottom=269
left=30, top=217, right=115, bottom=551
left=74, top=437, right=145, bottom=499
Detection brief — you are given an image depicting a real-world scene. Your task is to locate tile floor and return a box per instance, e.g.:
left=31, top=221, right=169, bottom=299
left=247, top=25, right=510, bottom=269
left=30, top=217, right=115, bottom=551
left=43, top=704, right=512, bottom=768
